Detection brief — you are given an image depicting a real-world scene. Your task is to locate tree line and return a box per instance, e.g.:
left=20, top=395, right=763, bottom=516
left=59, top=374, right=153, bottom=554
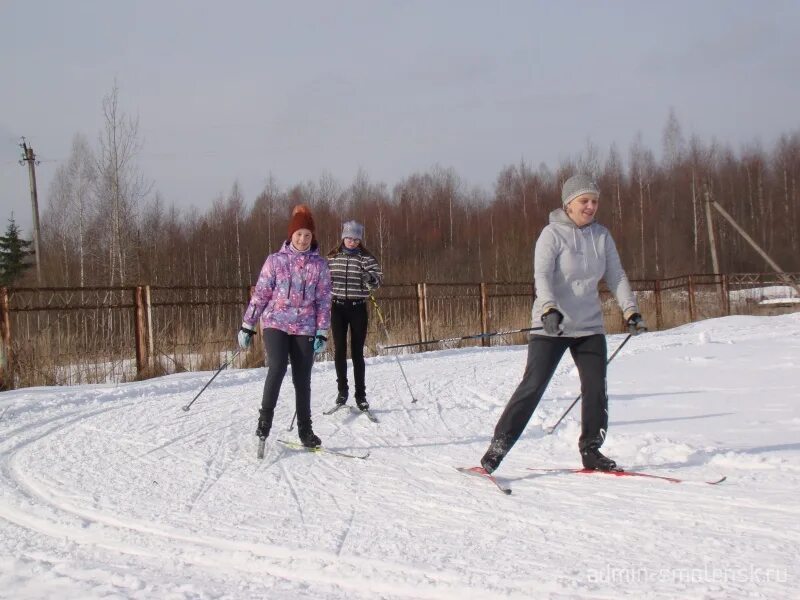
left=18, top=91, right=800, bottom=288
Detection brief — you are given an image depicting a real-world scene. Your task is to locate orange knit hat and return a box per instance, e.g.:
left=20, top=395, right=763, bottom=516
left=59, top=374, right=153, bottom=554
left=287, top=204, right=316, bottom=239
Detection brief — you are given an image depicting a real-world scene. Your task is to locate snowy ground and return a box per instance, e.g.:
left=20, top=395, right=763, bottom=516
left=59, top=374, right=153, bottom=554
left=1, top=314, right=798, bottom=599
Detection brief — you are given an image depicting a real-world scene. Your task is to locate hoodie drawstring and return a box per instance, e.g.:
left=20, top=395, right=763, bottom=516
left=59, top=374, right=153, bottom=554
left=589, top=227, right=599, bottom=260
left=573, top=225, right=599, bottom=271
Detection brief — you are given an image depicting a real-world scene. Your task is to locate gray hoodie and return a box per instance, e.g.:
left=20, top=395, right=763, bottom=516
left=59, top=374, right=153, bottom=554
left=532, top=209, right=638, bottom=337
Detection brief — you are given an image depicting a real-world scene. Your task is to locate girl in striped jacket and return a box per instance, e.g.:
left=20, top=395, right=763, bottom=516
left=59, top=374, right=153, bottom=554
left=326, top=220, right=383, bottom=411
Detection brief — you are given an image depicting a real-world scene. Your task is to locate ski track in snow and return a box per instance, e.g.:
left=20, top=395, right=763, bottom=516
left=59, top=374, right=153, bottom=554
left=1, top=313, right=799, bottom=598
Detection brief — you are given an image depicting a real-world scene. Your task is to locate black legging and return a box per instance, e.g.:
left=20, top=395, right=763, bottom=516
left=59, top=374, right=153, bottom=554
left=260, top=328, right=315, bottom=430
left=492, top=333, right=608, bottom=451
left=331, top=299, right=369, bottom=400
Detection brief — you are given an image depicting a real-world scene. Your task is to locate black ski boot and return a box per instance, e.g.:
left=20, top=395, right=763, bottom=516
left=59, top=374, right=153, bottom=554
left=255, top=409, right=271, bottom=438
left=480, top=434, right=511, bottom=474
left=581, top=446, right=618, bottom=471
left=335, top=392, right=348, bottom=406
left=355, top=396, right=369, bottom=412
left=298, top=423, right=322, bottom=448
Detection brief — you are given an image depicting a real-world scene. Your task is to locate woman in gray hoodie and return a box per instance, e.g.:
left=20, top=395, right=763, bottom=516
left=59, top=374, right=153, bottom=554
left=480, top=174, right=647, bottom=473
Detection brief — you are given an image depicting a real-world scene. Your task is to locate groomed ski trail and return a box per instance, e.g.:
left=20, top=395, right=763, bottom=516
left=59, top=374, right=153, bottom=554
left=0, top=314, right=798, bottom=598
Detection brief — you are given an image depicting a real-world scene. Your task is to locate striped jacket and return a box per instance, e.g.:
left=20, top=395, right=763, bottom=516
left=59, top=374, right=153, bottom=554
left=328, top=250, right=383, bottom=299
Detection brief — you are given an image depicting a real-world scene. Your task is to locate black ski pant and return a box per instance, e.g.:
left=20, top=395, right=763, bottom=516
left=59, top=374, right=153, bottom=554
left=260, top=328, right=315, bottom=431
left=331, top=299, right=369, bottom=400
left=492, top=333, right=608, bottom=453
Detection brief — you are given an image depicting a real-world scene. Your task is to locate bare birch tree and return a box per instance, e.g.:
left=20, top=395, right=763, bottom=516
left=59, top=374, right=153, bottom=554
left=95, top=82, right=151, bottom=286
left=252, top=176, right=283, bottom=256
left=630, top=133, right=657, bottom=277
left=42, top=134, right=96, bottom=286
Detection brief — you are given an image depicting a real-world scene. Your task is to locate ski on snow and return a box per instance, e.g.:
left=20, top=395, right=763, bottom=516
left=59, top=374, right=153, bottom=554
left=277, top=439, right=370, bottom=460
left=456, top=466, right=512, bottom=495
left=322, top=403, right=379, bottom=423
left=527, top=467, right=726, bottom=485
left=350, top=406, right=379, bottom=423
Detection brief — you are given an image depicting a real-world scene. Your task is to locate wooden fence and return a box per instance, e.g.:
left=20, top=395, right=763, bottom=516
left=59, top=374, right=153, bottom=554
left=0, top=273, right=797, bottom=390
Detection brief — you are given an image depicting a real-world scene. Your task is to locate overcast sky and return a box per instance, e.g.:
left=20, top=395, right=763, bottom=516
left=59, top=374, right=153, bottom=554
left=2, top=0, right=799, bottom=234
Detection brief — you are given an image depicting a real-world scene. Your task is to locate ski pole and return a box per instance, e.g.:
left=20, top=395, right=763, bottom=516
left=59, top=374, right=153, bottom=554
left=543, top=332, right=633, bottom=434
left=369, top=293, right=418, bottom=403
left=379, top=326, right=544, bottom=351
left=182, top=349, right=242, bottom=412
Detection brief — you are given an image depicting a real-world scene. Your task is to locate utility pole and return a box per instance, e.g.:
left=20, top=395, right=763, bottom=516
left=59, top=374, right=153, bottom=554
left=703, top=187, right=720, bottom=274
left=19, top=137, right=42, bottom=285
left=704, top=185, right=725, bottom=310
left=710, top=198, right=800, bottom=298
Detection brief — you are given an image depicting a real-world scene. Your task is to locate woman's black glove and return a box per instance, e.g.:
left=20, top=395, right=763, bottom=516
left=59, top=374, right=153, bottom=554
left=626, top=313, right=648, bottom=335
left=541, top=308, right=564, bottom=336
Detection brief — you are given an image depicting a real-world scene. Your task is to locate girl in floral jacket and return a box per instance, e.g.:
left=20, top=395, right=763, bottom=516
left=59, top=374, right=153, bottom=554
left=238, top=205, right=332, bottom=448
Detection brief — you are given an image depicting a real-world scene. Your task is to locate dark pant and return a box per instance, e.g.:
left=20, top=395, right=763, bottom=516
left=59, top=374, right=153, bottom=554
left=260, top=328, right=315, bottom=430
left=492, top=334, right=608, bottom=452
left=331, top=299, right=369, bottom=400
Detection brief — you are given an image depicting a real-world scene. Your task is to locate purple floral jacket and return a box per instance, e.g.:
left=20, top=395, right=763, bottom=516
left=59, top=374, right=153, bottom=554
left=242, top=241, right=332, bottom=335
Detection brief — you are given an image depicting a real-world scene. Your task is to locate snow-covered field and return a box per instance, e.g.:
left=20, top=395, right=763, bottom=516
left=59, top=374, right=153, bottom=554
left=1, top=314, right=798, bottom=599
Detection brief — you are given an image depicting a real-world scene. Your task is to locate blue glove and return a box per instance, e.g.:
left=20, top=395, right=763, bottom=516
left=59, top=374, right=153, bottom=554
left=541, top=308, right=564, bottom=336
left=626, top=313, right=648, bottom=335
left=313, top=329, right=328, bottom=353
left=238, top=325, right=255, bottom=350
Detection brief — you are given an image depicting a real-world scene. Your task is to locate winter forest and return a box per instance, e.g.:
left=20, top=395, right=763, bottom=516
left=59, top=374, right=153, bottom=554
left=32, top=86, right=800, bottom=289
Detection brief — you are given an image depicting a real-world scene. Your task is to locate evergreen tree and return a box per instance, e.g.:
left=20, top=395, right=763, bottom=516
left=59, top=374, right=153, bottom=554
left=0, top=216, right=34, bottom=286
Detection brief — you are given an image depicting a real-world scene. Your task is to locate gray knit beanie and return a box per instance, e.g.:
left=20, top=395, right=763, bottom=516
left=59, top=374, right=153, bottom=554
left=561, top=174, right=600, bottom=207
left=341, top=220, right=365, bottom=240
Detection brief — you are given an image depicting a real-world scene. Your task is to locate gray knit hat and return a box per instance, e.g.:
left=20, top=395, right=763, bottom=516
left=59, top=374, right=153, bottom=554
left=561, top=174, right=600, bottom=207
left=341, top=220, right=365, bottom=240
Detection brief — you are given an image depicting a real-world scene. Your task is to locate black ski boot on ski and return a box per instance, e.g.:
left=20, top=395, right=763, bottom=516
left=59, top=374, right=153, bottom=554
left=335, top=392, right=348, bottom=406
left=355, top=396, right=369, bottom=412
left=255, top=409, right=271, bottom=438
left=580, top=446, right=618, bottom=471
left=298, top=423, right=322, bottom=448
left=480, top=434, right=512, bottom=474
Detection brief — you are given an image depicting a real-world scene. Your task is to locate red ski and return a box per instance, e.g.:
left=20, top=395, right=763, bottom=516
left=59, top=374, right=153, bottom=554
left=457, top=466, right=512, bottom=495
left=528, top=467, right=726, bottom=485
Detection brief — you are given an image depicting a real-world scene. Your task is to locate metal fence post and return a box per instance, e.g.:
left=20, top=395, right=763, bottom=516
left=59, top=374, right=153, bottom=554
left=134, top=286, right=149, bottom=377
left=688, top=275, right=697, bottom=322
left=722, top=274, right=731, bottom=315
left=654, top=279, right=662, bottom=330
left=145, top=285, right=154, bottom=369
left=480, top=282, right=489, bottom=347
left=416, top=283, right=427, bottom=345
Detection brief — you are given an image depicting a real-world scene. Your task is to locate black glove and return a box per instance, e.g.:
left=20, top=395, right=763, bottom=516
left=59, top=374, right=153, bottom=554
left=541, top=308, right=564, bottom=336
left=626, top=313, right=647, bottom=335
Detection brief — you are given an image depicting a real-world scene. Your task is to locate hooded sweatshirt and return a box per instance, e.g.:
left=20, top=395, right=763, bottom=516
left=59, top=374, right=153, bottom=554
left=242, top=241, right=332, bottom=335
left=531, top=209, right=638, bottom=337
